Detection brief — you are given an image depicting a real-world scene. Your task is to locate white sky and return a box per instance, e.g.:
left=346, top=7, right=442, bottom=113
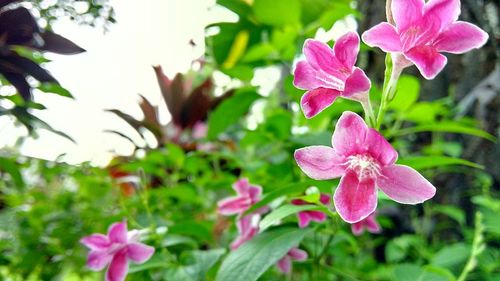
left=0, top=1, right=355, bottom=166
left=0, top=0, right=235, bottom=165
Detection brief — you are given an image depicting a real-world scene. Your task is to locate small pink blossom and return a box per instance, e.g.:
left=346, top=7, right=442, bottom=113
left=80, top=222, right=155, bottom=281
left=293, top=32, right=371, bottom=118
left=294, top=111, right=436, bottom=223
left=217, top=178, right=265, bottom=216
left=230, top=214, right=260, bottom=250
left=291, top=193, right=330, bottom=228
left=351, top=212, right=381, bottom=236
left=276, top=248, right=308, bottom=274
left=362, top=0, right=488, bottom=79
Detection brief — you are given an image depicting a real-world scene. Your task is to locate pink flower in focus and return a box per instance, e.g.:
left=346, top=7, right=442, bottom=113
left=362, top=0, right=488, bottom=79
left=351, top=212, right=381, bottom=236
left=276, top=248, right=308, bottom=274
left=291, top=193, right=330, bottom=228
left=230, top=215, right=260, bottom=250
left=80, top=222, right=155, bottom=281
left=293, top=32, right=371, bottom=119
left=294, top=111, right=436, bottom=223
left=217, top=178, right=264, bottom=215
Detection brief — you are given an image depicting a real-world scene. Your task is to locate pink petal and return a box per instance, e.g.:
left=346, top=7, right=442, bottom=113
left=331, top=111, right=368, bottom=157
left=334, top=32, right=360, bottom=71
left=300, top=88, right=341, bottom=118
left=217, top=197, right=250, bottom=215
left=351, top=222, right=364, bottom=236
left=106, top=250, right=128, bottom=281
left=307, top=210, right=327, bottom=223
left=293, top=61, right=345, bottom=91
left=303, top=39, right=342, bottom=74
left=376, top=164, right=436, bottom=204
left=127, top=242, right=155, bottom=264
left=342, top=67, right=371, bottom=99
left=108, top=222, right=128, bottom=244
left=297, top=212, right=312, bottom=228
left=334, top=171, right=378, bottom=223
left=288, top=248, right=308, bottom=261
left=404, top=45, right=447, bottom=79
left=434, top=21, right=489, bottom=54
left=362, top=22, right=402, bottom=52
left=233, top=178, right=250, bottom=195
left=424, top=0, right=460, bottom=31
left=277, top=256, right=291, bottom=274
left=294, top=146, right=345, bottom=180
left=392, top=0, right=424, bottom=31
left=87, top=250, right=113, bottom=271
left=319, top=193, right=330, bottom=205
left=247, top=185, right=263, bottom=203
left=364, top=128, right=398, bottom=166
left=80, top=234, right=110, bottom=251
left=365, top=215, right=382, bottom=234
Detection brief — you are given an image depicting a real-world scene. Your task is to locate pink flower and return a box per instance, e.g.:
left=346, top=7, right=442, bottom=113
left=276, top=248, right=308, bottom=274
left=293, top=32, right=371, bottom=118
left=294, top=111, right=436, bottom=223
left=291, top=193, right=330, bottom=228
left=362, top=0, right=488, bottom=79
left=230, top=214, right=259, bottom=250
left=351, top=212, right=381, bottom=236
left=217, top=178, right=264, bottom=215
left=80, top=222, right=155, bottom=281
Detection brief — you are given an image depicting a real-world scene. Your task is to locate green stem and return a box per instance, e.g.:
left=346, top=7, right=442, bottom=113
left=360, top=94, right=376, bottom=128
left=457, top=212, right=485, bottom=281
left=375, top=55, right=403, bottom=130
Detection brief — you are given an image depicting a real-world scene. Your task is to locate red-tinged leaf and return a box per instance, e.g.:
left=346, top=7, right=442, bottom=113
left=180, top=78, right=212, bottom=128
left=153, top=66, right=186, bottom=125
left=38, top=31, right=86, bottom=54
left=0, top=7, right=40, bottom=46
left=139, top=95, right=161, bottom=128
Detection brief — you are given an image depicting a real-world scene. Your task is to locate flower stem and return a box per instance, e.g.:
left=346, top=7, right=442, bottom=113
left=457, top=212, right=485, bottom=281
left=360, top=94, right=376, bottom=128
left=375, top=54, right=403, bottom=130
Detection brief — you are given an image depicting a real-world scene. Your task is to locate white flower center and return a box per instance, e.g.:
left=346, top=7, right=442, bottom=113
left=346, top=154, right=381, bottom=182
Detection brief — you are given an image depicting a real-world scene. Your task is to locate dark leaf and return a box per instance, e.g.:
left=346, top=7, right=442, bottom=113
left=0, top=7, right=40, bottom=46
left=37, top=31, right=86, bottom=54
left=180, top=78, right=213, bottom=128
left=104, top=129, right=143, bottom=149
left=0, top=70, right=31, bottom=100
left=0, top=0, right=20, bottom=9
left=139, top=94, right=161, bottom=128
left=3, top=53, right=57, bottom=83
left=154, top=66, right=186, bottom=125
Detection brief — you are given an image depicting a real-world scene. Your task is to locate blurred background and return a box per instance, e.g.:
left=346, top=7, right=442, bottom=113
left=0, top=0, right=498, bottom=280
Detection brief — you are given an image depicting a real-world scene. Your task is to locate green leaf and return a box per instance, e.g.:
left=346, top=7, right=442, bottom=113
left=241, top=43, right=276, bottom=63
left=37, top=83, right=73, bottom=98
left=207, top=87, right=261, bottom=139
left=253, top=0, right=301, bottom=26
left=0, top=157, right=25, bottom=188
left=432, top=205, right=465, bottom=226
left=389, top=75, right=419, bottom=111
left=396, top=122, right=495, bottom=142
left=397, top=156, right=483, bottom=170
left=165, top=249, right=226, bottom=281
left=393, top=264, right=423, bottom=281
left=128, top=253, right=169, bottom=274
left=431, top=243, right=470, bottom=269
left=216, top=227, right=311, bottom=281
left=259, top=204, right=324, bottom=231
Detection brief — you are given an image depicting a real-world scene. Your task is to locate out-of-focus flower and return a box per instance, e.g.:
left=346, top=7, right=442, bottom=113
left=217, top=178, right=265, bottom=216
left=294, top=111, right=436, bottom=223
left=80, top=222, right=155, bottom=281
left=276, top=248, right=308, bottom=274
left=291, top=193, right=330, bottom=228
left=230, top=214, right=260, bottom=250
left=293, top=32, right=371, bottom=118
left=362, top=0, right=488, bottom=79
left=351, top=212, right=381, bottom=235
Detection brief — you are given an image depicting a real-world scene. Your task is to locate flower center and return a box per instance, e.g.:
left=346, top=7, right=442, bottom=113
left=345, top=154, right=381, bottom=182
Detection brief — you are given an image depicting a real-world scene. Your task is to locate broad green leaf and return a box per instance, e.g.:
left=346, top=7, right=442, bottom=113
left=389, top=75, right=419, bottom=111
left=216, top=227, right=311, bottom=281
left=393, top=264, right=423, bottom=281
left=207, top=88, right=261, bottom=139
left=241, top=43, right=276, bottom=63
left=37, top=83, right=73, bottom=98
left=397, top=156, right=483, bottom=170
left=402, top=102, right=446, bottom=123
left=432, top=205, right=465, bottom=226
left=253, top=0, right=301, bottom=27
left=128, top=253, right=169, bottom=274
left=431, top=243, right=470, bottom=269
left=165, top=249, right=226, bottom=281
left=0, top=157, right=25, bottom=188
left=396, top=122, right=495, bottom=142
left=259, top=204, right=324, bottom=231
left=393, top=264, right=454, bottom=281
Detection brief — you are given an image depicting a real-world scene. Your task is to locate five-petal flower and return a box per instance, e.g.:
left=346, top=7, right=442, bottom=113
left=80, top=222, right=155, bottom=281
left=291, top=193, right=330, bottom=228
left=293, top=32, right=371, bottom=118
left=230, top=214, right=260, bottom=250
left=351, top=212, right=381, bottom=236
left=276, top=248, right=308, bottom=274
left=362, top=0, right=488, bottom=79
left=294, top=111, right=436, bottom=223
left=217, top=178, right=264, bottom=215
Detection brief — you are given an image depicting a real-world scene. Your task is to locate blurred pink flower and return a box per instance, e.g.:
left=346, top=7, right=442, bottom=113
left=291, top=193, right=330, bottom=228
left=217, top=178, right=266, bottom=216
left=351, top=212, right=381, bottom=235
left=80, top=222, right=155, bottom=281
left=294, top=111, right=436, bottom=223
left=276, top=248, right=308, bottom=274
left=362, top=0, right=488, bottom=79
left=293, top=32, right=371, bottom=118
left=230, top=214, right=259, bottom=250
